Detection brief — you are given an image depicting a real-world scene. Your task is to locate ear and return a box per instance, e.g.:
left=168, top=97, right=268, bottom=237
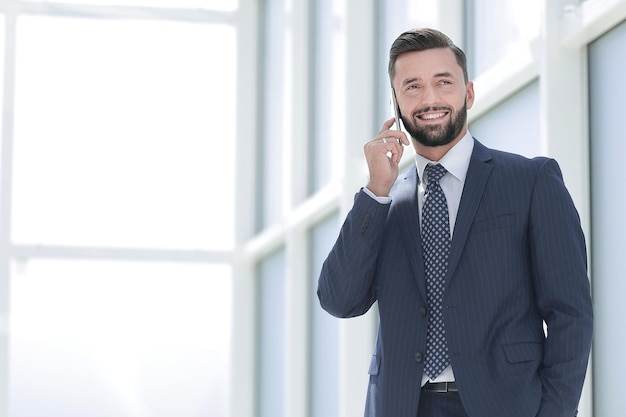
left=465, top=81, right=475, bottom=110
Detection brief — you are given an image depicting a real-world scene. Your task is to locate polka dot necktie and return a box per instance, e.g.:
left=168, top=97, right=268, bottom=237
left=422, top=163, right=451, bottom=380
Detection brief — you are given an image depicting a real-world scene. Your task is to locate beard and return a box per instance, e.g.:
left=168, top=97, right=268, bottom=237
left=401, top=100, right=467, bottom=148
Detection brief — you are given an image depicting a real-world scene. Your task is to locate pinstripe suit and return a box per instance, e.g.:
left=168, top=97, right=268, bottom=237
left=318, top=139, right=593, bottom=417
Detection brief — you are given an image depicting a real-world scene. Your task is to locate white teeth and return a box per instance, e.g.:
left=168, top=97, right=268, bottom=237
left=421, top=112, right=446, bottom=120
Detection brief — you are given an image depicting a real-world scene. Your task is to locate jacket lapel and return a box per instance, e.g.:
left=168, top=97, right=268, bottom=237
left=392, top=140, right=494, bottom=297
left=392, top=167, right=428, bottom=300
left=445, top=140, right=493, bottom=288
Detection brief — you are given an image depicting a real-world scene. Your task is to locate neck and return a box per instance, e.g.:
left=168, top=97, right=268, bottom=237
left=413, top=128, right=467, bottom=162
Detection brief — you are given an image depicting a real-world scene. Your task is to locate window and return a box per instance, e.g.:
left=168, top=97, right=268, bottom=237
left=1, top=2, right=239, bottom=416
left=309, top=0, right=346, bottom=195
left=257, top=249, right=286, bottom=417
left=12, top=16, right=236, bottom=250
left=465, top=0, right=541, bottom=78
left=588, top=19, right=626, bottom=417
left=469, top=80, right=541, bottom=157
left=309, top=214, right=340, bottom=417
left=9, top=260, right=231, bottom=417
left=23, top=0, right=238, bottom=11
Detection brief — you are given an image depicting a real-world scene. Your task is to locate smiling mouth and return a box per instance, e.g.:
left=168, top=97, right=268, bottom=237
left=418, top=112, right=448, bottom=121
left=413, top=106, right=451, bottom=122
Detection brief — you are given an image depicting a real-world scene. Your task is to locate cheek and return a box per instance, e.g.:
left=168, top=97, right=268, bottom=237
left=451, top=93, right=469, bottom=111
left=399, top=98, right=424, bottom=115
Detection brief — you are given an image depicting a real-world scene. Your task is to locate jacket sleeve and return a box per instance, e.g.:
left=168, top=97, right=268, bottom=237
left=530, top=159, right=593, bottom=417
left=317, top=189, right=391, bottom=318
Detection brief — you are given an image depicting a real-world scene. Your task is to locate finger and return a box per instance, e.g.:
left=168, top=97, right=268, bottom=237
left=388, top=142, right=404, bottom=164
left=377, top=130, right=409, bottom=147
left=364, top=138, right=398, bottom=168
left=368, top=138, right=403, bottom=164
left=379, top=137, right=405, bottom=164
left=370, top=135, right=399, bottom=150
left=377, top=118, right=397, bottom=135
left=398, top=131, right=410, bottom=146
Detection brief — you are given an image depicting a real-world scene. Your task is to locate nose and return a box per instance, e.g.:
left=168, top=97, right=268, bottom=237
left=421, top=84, right=440, bottom=105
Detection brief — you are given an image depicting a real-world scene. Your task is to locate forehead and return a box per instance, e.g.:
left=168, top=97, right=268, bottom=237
left=393, top=48, right=463, bottom=84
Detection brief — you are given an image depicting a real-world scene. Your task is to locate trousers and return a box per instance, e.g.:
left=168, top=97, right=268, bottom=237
left=417, top=391, right=469, bottom=417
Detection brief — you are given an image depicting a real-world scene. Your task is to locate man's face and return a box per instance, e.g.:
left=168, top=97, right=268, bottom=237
left=392, top=48, right=474, bottom=150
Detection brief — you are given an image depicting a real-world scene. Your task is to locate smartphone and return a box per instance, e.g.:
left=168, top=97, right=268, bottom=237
left=391, top=88, right=401, bottom=131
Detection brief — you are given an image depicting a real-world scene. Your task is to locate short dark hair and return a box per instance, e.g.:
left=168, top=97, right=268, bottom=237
left=388, top=28, right=469, bottom=84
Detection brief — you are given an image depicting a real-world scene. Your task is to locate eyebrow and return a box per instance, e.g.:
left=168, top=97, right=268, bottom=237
left=401, top=72, right=455, bottom=86
left=434, top=72, right=454, bottom=79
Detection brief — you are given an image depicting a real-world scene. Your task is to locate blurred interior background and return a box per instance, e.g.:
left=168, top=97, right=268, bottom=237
left=0, top=0, right=624, bottom=416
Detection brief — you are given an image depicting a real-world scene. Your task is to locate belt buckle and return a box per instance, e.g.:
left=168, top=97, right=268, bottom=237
left=425, top=382, right=456, bottom=393
left=433, top=382, right=449, bottom=393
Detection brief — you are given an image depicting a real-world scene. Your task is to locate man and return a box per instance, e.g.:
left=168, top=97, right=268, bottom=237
left=317, top=28, right=593, bottom=417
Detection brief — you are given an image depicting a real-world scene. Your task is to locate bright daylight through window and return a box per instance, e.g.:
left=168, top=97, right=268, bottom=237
left=1, top=1, right=236, bottom=416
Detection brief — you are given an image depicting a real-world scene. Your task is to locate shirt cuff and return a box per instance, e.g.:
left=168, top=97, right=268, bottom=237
left=362, top=187, right=392, bottom=204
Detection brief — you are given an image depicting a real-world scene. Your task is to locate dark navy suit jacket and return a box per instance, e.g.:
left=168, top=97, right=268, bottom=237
left=318, top=139, right=593, bottom=417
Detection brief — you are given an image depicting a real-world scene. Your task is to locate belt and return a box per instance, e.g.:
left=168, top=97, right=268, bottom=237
left=422, top=382, right=458, bottom=393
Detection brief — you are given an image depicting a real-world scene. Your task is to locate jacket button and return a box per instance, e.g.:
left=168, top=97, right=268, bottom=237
left=420, top=307, right=427, bottom=316
left=414, top=352, right=423, bottom=363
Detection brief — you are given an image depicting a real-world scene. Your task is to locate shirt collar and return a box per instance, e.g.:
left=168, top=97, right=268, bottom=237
left=414, top=130, right=474, bottom=184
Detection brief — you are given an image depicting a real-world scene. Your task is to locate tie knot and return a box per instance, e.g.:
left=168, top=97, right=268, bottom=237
left=425, top=163, right=447, bottom=184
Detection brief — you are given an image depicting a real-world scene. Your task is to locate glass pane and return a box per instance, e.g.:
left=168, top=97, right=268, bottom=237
left=0, top=16, right=4, bottom=154
left=258, top=0, right=290, bottom=231
left=588, top=20, right=626, bottom=417
left=12, top=16, right=236, bottom=250
left=467, top=0, right=541, bottom=78
left=21, top=0, right=237, bottom=11
left=310, top=0, right=346, bottom=194
left=257, top=249, right=286, bottom=417
left=309, top=214, right=340, bottom=417
left=9, top=259, right=232, bottom=417
left=382, top=0, right=438, bottom=38
left=469, top=80, right=541, bottom=158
